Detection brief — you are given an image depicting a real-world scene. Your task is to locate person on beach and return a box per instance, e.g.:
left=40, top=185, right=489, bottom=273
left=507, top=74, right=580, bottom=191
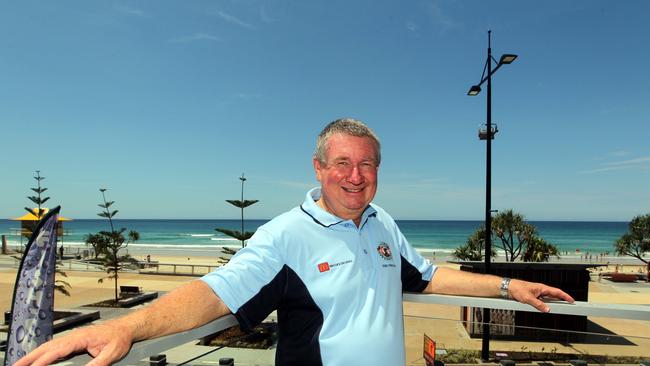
left=15, top=118, right=574, bottom=366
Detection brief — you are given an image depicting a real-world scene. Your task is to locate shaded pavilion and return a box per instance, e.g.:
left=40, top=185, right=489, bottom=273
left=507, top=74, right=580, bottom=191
left=11, top=207, right=72, bottom=240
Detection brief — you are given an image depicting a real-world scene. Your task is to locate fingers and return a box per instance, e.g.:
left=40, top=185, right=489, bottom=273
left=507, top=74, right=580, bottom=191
left=15, top=338, right=81, bottom=366
left=509, top=280, right=574, bottom=313
left=525, top=295, right=550, bottom=313
left=540, top=286, right=575, bottom=303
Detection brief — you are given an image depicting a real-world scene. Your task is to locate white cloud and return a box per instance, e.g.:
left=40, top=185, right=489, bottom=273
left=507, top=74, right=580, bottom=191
left=259, top=6, right=275, bottom=24
left=235, top=93, right=262, bottom=100
left=217, top=11, right=255, bottom=30
left=579, top=156, right=650, bottom=174
left=609, top=150, right=630, bottom=157
left=169, top=33, right=222, bottom=43
left=115, top=5, right=147, bottom=17
left=406, top=21, right=418, bottom=32
left=425, top=0, right=458, bottom=32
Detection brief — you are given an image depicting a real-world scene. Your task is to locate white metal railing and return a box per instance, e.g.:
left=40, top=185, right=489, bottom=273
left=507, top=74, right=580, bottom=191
left=47, top=294, right=650, bottom=366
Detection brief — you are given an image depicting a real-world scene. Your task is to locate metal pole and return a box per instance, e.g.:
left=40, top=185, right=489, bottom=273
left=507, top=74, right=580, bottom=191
left=240, top=174, right=245, bottom=248
left=481, top=29, right=493, bottom=362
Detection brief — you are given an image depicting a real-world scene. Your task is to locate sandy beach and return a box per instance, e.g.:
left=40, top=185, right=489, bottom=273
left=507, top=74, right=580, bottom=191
left=1, top=250, right=649, bottom=364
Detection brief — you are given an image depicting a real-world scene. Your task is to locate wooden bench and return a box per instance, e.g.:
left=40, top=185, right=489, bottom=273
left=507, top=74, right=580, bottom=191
left=120, top=285, right=142, bottom=295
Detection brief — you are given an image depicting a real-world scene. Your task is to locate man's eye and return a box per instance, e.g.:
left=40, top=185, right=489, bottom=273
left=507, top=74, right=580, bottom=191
left=337, top=161, right=349, bottom=167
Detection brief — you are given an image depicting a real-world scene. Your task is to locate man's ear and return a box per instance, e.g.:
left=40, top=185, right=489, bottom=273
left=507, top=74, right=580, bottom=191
left=313, top=158, right=323, bottom=182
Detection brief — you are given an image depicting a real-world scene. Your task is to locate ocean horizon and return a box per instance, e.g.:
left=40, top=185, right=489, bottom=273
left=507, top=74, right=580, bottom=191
left=0, top=219, right=628, bottom=257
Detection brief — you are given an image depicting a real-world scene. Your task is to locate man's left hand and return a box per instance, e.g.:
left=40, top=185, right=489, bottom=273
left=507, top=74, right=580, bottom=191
left=508, top=279, right=575, bottom=312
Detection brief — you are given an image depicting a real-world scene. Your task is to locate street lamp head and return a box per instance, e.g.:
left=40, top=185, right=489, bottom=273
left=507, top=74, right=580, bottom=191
left=467, top=85, right=481, bottom=96
left=499, top=54, right=518, bottom=65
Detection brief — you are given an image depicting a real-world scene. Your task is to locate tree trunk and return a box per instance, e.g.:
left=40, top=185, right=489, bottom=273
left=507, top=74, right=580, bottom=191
left=114, top=270, right=118, bottom=302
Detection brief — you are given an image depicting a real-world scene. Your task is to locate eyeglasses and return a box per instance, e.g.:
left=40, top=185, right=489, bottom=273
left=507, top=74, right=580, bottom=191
left=326, top=160, right=378, bottom=174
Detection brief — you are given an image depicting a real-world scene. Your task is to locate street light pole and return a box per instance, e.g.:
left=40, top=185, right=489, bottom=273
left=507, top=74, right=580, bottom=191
left=467, top=30, right=517, bottom=361
left=483, top=30, right=494, bottom=362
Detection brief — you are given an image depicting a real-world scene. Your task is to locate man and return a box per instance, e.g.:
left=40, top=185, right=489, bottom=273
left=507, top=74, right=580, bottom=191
left=16, top=118, right=574, bottom=366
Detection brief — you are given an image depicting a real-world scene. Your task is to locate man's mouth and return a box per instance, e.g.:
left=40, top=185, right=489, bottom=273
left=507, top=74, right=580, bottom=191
left=342, top=187, right=364, bottom=193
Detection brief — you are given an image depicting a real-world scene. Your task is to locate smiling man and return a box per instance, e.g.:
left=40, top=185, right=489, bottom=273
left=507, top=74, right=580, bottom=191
left=15, top=118, right=573, bottom=366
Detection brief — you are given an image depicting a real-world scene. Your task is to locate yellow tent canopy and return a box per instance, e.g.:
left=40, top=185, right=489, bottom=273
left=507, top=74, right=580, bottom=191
left=11, top=208, right=72, bottom=222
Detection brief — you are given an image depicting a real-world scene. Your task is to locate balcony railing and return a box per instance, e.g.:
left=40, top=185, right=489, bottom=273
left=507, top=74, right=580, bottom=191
left=40, top=294, right=649, bottom=366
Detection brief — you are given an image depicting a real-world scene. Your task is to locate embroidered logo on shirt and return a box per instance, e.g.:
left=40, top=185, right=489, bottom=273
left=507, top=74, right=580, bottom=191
left=317, top=259, right=353, bottom=273
left=318, top=262, right=330, bottom=272
left=377, top=242, right=393, bottom=260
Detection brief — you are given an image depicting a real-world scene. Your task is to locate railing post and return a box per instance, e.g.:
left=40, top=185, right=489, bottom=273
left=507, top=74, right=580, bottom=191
left=149, top=354, right=167, bottom=366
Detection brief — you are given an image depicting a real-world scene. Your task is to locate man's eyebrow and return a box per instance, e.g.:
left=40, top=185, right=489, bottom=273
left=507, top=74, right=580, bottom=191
left=331, top=157, right=351, bottom=162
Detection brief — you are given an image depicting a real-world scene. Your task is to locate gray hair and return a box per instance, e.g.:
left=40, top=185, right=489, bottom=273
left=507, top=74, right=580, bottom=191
left=313, top=118, right=381, bottom=165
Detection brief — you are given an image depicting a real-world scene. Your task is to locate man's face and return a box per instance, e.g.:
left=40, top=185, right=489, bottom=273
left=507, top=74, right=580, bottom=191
left=313, top=134, right=379, bottom=224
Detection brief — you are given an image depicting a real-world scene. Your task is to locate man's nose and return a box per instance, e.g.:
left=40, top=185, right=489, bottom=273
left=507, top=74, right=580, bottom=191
left=346, top=166, right=364, bottom=184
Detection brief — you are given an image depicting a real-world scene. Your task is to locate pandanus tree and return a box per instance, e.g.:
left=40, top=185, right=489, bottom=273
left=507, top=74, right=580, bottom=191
left=93, top=188, right=140, bottom=302
left=216, top=173, right=259, bottom=248
left=453, top=225, right=496, bottom=261
left=615, top=214, right=650, bottom=281
left=456, top=210, right=559, bottom=262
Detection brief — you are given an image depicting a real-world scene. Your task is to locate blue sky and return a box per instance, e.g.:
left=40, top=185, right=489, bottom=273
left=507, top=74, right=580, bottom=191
left=1, top=1, right=648, bottom=221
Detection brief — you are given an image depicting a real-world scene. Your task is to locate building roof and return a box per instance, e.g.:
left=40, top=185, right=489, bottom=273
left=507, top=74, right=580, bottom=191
left=11, top=208, right=72, bottom=221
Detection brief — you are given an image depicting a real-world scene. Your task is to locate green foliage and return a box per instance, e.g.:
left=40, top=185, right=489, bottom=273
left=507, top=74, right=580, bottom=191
left=25, top=170, right=50, bottom=218
left=216, top=173, right=259, bottom=248
left=84, top=233, right=109, bottom=259
left=457, top=209, right=559, bottom=262
left=490, top=209, right=559, bottom=262
left=453, top=225, right=496, bottom=261
left=215, top=228, right=255, bottom=241
left=54, top=264, right=71, bottom=297
left=614, top=213, right=650, bottom=265
left=24, top=170, right=71, bottom=296
left=226, top=200, right=259, bottom=209
left=92, top=189, right=140, bottom=301
left=522, top=236, right=559, bottom=262
left=437, top=349, right=480, bottom=364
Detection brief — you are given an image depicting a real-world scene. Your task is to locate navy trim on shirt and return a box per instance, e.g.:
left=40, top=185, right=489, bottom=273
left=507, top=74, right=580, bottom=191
left=234, top=265, right=324, bottom=366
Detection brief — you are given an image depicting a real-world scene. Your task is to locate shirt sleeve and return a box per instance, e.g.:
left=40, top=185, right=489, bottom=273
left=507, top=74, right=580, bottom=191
left=396, top=226, right=437, bottom=292
left=200, top=228, right=284, bottom=314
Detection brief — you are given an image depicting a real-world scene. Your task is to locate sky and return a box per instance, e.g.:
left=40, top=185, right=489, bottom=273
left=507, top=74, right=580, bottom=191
left=1, top=1, right=648, bottom=221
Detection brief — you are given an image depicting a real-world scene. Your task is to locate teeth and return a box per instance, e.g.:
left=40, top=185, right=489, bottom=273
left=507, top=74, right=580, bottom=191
left=343, top=188, right=363, bottom=193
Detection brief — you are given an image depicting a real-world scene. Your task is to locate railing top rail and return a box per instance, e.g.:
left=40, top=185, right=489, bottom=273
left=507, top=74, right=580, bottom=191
left=403, top=293, right=650, bottom=321
left=54, top=315, right=238, bottom=366
left=52, top=294, right=649, bottom=365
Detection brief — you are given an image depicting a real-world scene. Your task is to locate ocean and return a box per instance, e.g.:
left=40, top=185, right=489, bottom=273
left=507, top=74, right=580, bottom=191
left=0, top=219, right=628, bottom=258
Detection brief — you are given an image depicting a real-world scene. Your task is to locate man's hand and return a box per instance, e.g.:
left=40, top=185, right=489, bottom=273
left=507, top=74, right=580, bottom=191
left=426, top=267, right=575, bottom=312
left=507, top=279, right=575, bottom=313
left=13, top=280, right=230, bottom=366
left=13, top=321, right=133, bottom=366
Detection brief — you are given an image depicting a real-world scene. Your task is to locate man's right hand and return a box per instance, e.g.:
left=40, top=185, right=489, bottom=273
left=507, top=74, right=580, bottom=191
left=14, top=321, right=134, bottom=366
left=13, top=280, right=230, bottom=366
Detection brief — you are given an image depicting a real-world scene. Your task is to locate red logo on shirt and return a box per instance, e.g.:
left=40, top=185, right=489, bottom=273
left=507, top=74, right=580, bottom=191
left=318, top=262, right=330, bottom=272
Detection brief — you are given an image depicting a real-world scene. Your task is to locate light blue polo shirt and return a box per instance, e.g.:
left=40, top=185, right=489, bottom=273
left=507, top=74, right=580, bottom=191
left=201, top=188, right=436, bottom=366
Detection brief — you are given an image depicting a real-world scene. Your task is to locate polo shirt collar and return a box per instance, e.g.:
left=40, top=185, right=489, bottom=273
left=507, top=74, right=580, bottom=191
left=300, top=187, right=377, bottom=228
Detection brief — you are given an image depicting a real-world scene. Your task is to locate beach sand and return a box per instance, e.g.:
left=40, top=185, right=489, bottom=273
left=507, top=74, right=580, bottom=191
left=1, top=251, right=649, bottom=363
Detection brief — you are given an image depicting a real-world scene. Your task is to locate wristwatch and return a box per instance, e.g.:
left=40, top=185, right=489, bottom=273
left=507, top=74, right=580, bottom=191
left=500, top=277, right=511, bottom=299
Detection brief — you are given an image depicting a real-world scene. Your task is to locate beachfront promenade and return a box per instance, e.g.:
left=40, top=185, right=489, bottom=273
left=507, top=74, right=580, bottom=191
left=1, top=254, right=649, bottom=365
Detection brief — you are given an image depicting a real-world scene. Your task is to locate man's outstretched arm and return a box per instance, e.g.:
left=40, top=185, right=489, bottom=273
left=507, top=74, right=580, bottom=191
left=14, top=280, right=230, bottom=366
left=424, top=267, right=575, bottom=313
